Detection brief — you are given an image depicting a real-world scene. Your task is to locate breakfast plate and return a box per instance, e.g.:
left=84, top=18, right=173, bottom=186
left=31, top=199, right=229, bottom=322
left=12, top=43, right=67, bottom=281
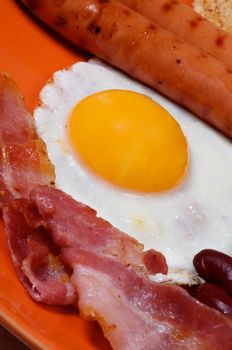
left=1, top=0, right=229, bottom=350
left=0, top=1, right=111, bottom=349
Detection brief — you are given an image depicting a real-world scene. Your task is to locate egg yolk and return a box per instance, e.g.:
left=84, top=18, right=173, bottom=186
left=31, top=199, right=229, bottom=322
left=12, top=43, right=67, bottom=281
left=68, top=90, right=188, bottom=193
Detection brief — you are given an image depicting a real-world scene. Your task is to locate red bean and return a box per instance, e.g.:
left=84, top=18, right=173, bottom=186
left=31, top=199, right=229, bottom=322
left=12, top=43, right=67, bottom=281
left=195, top=283, right=232, bottom=316
left=193, top=249, right=232, bottom=294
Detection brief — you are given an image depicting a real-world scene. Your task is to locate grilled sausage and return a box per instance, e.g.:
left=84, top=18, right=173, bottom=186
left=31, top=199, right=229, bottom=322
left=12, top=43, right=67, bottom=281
left=119, top=0, right=232, bottom=71
left=20, top=0, right=232, bottom=138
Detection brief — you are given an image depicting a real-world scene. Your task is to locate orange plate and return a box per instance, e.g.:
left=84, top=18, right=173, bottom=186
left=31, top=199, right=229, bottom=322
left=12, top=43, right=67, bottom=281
left=0, top=1, right=111, bottom=349
left=0, top=0, right=193, bottom=349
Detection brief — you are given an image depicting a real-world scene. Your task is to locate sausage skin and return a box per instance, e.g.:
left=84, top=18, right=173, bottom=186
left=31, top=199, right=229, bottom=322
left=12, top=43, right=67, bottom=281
left=20, top=0, right=232, bottom=138
left=119, top=0, right=232, bottom=71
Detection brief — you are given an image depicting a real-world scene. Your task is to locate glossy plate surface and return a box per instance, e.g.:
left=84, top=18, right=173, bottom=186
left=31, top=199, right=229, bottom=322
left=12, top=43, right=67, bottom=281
left=0, top=0, right=192, bottom=349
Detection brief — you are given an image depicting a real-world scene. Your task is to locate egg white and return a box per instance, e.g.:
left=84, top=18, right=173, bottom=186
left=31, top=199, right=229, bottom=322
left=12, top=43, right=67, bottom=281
left=34, top=59, right=232, bottom=284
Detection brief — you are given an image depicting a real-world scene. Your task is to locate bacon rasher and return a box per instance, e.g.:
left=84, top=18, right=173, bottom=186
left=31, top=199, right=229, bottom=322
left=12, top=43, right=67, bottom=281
left=0, top=73, right=76, bottom=305
left=0, top=73, right=35, bottom=145
left=0, top=73, right=55, bottom=198
left=28, top=186, right=232, bottom=350
left=29, top=185, right=168, bottom=276
left=66, top=248, right=232, bottom=350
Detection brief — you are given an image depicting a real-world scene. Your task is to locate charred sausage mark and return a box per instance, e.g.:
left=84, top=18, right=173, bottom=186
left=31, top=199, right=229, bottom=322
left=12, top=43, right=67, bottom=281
left=176, top=59, right=181, bottom=64
left=226, top=68, right=232, bottom=74
left=94, top=26, right=102, bottom=34
left=162, top=3, right=171, bottom=11
left=189, top=17, right=203, bottom=28
left=216, top=36, right=226, bottom=47
left=147, top=24, right=157, bottom=31
left=162, top=0, right=178, bottom=12
left=87, top=22, right=102, bottom=34
left=86, top=1, right=108, bottom=36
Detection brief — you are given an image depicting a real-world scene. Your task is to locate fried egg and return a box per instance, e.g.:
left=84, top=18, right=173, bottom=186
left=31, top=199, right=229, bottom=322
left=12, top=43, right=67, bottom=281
left=34, top=59, right=232, bottom=284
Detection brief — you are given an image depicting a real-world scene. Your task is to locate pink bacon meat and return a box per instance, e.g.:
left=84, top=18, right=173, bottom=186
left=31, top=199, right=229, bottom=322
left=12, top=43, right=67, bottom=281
left=29, top=185, right=168, bottom=276
left=0, top=73, right=76, bottom=305
left=0, top=73, right=54, bottom=198
left=3, top=202, right=75, bottom=305
left=66, top=248, right=232, bottom=350
left=0, top=73, right=35, bottom=145
left=27, top=185, right=232, bottom=350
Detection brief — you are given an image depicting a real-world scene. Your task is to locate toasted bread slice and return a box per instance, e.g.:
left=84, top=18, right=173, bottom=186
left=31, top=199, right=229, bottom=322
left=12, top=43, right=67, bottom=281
left=193, top=0, right=232, bottom=33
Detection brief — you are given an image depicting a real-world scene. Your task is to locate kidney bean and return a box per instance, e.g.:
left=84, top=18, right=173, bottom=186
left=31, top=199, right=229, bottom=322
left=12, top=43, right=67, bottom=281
left=193, top=249, right=232, bottom=294
left=195, top=283, right=232, bottom=316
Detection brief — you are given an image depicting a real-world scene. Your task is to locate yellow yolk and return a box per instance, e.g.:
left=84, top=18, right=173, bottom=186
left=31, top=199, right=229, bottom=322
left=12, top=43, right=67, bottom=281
left=68, top=90, right=188, bottom=193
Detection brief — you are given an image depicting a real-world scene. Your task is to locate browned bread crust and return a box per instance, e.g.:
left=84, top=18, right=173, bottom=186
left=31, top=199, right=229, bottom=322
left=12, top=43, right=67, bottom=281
left=194, top=0, right=232, bottom=33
